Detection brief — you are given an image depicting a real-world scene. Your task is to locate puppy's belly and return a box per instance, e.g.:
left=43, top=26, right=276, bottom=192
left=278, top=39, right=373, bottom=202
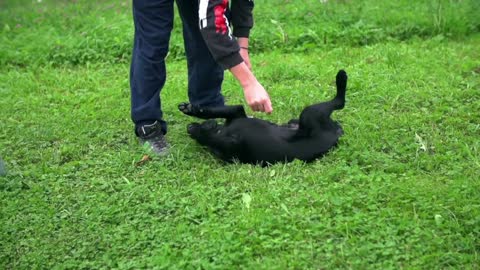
left=231, top=126, right=295, bottom=163
left=243, top=143, right=293, bottom=163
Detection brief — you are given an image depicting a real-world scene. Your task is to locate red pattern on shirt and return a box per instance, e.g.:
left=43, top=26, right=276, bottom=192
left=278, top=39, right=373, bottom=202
left=213, top=0, right=228, bottom=34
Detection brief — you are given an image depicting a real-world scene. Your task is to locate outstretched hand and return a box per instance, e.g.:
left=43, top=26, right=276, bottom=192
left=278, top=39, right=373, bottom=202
left=243, top=80, right=272, bottom=113
left=229, top=42, right=273, bottom=114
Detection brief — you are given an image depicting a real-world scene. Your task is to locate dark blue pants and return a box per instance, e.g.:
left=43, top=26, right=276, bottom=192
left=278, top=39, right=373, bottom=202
left=130, top=0, right=225, bottom=134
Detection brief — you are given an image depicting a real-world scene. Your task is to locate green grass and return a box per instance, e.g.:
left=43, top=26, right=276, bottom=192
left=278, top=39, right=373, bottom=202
left=1, top=0, right=479, bottom=66
left=1, top=0, right=480, bottom=269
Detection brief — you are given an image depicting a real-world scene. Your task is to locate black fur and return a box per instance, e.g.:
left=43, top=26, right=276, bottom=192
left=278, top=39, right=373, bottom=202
left=179, top=70, right=348, bottom=166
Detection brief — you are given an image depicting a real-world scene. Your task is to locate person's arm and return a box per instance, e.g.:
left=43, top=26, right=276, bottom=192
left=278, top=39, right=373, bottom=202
left=199, top=0, right=244, bottom=70
left=231, top=0, right=254, bottom=38
left=237, top=37, right=251, bottom=70
left=229, top=0, right=253, bottom=70
left=198, top=0, right=272, bottom=113
left=230, top=61, right=272, bottom=113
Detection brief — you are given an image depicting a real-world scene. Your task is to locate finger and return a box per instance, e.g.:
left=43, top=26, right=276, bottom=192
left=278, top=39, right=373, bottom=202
left=264, top=99, right=273, bottom=114
left=252, top=103, right=262, bottom=112
left=258, top=103, right=265, bottom=112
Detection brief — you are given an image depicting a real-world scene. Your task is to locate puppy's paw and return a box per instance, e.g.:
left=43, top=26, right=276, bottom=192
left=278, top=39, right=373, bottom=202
left=336, top=69, right=347, bottom=81
left=179, top=102, right=212, bottom=119
left=179, top=102, right=195, bottom=116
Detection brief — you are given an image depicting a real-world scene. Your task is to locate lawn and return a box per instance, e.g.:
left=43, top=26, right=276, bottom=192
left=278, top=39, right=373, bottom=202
left=1, top=0, right=479, bottom=269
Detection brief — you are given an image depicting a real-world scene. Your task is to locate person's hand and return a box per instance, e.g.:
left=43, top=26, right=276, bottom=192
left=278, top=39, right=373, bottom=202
left=243, top=80, right=272, bottom=113
left=229, top=47, right=273, bottom=114
left=239, top=47, right=252, bottom=70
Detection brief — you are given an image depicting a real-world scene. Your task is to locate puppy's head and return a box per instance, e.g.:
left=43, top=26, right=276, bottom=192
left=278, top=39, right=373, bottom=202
left=187, top=123, right=201, bottom=135
left=187, top=120, right=220, bottom=138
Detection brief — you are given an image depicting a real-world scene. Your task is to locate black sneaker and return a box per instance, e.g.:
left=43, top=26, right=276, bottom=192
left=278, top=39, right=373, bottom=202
left=136, top=121, right=169, bottom=156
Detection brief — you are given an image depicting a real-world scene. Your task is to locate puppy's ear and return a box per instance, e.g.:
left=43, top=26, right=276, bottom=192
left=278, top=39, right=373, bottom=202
left=219, top=134, right=243, bottom=151
left=187, top=123, right=200, bottom=135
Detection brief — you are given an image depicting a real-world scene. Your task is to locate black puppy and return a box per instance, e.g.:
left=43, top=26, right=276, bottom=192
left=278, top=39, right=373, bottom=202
left=179, top=70, right=348, bottom=165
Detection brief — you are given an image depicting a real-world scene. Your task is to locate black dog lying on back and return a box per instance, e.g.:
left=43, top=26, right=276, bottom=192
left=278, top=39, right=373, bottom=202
left=178, top=70, right=348, bottom=165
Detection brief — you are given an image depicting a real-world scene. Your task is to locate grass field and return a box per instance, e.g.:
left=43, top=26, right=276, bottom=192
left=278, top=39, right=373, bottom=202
left=1, top=0, right=479, bottom=269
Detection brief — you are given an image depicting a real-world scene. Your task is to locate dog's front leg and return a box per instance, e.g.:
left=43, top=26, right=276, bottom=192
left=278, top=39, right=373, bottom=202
left=179, top=103, right=247, bottom=120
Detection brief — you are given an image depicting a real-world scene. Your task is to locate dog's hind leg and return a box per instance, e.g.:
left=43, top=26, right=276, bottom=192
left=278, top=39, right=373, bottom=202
left=297, top=70, right=348, bottom=133
left=288, top=139, right=334, bottom=162
left=318, top=69, right=347, bottom=114
left=179, top=102, right=247, bottom=120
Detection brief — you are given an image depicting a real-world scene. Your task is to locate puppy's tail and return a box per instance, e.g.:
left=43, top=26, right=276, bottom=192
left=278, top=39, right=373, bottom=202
left=333, top=70, right=347, bottom=110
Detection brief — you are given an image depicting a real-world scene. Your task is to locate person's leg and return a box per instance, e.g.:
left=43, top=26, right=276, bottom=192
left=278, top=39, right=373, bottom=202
left=130, top=0, right=174, bottom=134
left=175, top=0, right=225, bottom=107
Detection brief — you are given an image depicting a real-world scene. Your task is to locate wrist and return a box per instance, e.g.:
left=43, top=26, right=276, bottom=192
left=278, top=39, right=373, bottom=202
left=237, top=37, right=249, bottom=49
left=230, top=62, right=256, bottom=88
left=241, top=75, right=257, bottom=90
